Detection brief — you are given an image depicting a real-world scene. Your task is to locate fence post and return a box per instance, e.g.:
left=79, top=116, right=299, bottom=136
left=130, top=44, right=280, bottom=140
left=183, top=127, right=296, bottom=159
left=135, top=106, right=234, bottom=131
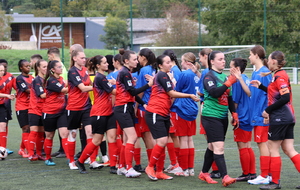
left=293, top=67, right=298, bottom=84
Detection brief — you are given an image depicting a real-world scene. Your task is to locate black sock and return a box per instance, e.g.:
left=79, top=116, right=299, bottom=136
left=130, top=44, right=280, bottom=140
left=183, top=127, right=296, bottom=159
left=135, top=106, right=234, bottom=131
left=213, top=154, right=227, bottom=178
left=79, top=128, right=87, bottom=152
left=100, top=140, right=107, bottom=156
left=58, top=135, right=64, bottom=153
left=202, top=148, right=214, bottom=173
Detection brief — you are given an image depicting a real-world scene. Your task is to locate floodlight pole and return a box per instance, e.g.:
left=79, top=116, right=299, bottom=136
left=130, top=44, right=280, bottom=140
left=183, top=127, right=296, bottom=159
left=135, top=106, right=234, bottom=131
left=198, top=0, right=202, bottom=46
left=263, top=0, right=267, bottom=51
left=130, top=0, right=133, bottom=50
left=60, top=0, right=64, bottom=63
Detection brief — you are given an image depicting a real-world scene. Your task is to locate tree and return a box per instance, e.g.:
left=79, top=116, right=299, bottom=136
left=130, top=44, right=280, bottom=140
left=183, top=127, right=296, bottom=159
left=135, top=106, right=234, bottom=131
left=155, top=3, right=199, bottom=46
left=99, top=14, right=129, bottom=49
left=0, top=10, right=12, bottom=41
left=201, top=0, right=300, bottom=54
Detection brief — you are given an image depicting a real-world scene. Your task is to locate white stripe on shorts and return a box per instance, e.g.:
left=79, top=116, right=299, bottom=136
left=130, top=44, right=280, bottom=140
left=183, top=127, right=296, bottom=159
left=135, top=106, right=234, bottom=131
left=124, top=104, right=127, bottom=113
left=152, top=113, right=156, bottom=124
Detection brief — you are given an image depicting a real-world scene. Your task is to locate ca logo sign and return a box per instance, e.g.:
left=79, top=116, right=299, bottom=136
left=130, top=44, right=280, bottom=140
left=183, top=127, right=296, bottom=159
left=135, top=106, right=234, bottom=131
left=41, top=25, right=62, bottom=40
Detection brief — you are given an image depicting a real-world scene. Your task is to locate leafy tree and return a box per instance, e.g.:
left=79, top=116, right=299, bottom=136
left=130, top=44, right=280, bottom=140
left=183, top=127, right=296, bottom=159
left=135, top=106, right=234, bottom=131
left=0, top=10, right=12, bottom=41
left=99, top=14, right=129, bottom=49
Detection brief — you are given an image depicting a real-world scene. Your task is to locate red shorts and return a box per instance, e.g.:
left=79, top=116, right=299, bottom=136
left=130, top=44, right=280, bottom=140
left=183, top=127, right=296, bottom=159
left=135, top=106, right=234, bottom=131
left=137, top=109, right=150, bottom=134
left=169, top=112, right=178, bottom=134
left=199, top=120, right=206, bottom=135
left=134, top=122, right=142, bottom=138
left=234, top=128, right=252, bottom=142
left=254, top=125, right=269, bottom=143
left=175, top=115, right=196, bottom=137
left=116, top=121, right=123, bottom=136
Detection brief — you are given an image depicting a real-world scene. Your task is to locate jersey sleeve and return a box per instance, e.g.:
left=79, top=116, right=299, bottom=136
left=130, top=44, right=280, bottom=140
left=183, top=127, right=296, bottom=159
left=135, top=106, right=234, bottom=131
left=33, top=79, right=44, bottom=96
left=232, top=82, right=242, bottom=104
left=95, top=75, right=114, bottom=93
left=47, top=78, right=64, bottom=93
left=16, top=77, right=29, bottom=92
left=121, top=72, right=135, bottom=91
left=158, top=72, right=173, bottom=92
left=68, top=70, right=82, bottom=87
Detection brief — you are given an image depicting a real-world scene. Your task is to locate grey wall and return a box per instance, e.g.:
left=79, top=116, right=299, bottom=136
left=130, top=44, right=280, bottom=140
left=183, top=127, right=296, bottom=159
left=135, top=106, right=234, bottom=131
left=85, top=19, right=106, bottom=49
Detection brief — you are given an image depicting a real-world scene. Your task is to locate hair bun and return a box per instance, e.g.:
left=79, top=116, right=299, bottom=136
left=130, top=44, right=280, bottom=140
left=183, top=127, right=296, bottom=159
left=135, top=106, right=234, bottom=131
left=119, top=49, right=125, bottom=55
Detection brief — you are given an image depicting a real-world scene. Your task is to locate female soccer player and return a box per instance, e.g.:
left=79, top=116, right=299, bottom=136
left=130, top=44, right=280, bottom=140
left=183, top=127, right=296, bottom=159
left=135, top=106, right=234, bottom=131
left=27, top=59, right=48, bottom=161
left=75, top=55, right=119, bottom=174
left=198, top=51, right=238, bottom=187
left=173, top=52, right=199, bottom=177
left=42, top=60, right=69, bottom=166
left=251, top=51, right=300, bottom=190
left=229, top=58, right=256, bottom=181
left=66, top=50, right=93, bottom=170
left=145, top=54, right=199, bottom=181
left=114, top=49, right=153, bottom=178
left=15, top=60, right=34, bottom=158
left=247, top=45, right=272, bottom=185
left=0, top=64, right=15, bottom=152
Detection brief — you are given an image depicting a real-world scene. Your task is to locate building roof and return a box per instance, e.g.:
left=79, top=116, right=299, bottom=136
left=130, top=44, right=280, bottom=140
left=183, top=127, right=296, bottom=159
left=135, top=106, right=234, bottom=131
left=10, top=13, right=86, bottom=23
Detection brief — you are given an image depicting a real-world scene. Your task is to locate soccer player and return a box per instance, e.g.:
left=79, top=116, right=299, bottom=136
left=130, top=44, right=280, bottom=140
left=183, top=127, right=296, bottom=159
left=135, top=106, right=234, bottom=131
left=29, top=54, right=43, bottom=74
left=251, top=51, right=300, bottom=190
left=247, top=45, right=272, bottom=185
left=15, top=59, right=34, bottom=158
left=114, top=49, right=153, bottom=178
left=75, top=55, right=118, bottom=174
left=173, top=52, right=199, bottom=177
left=27, top=59, right=48, bottom=161
left=144, top=54, right=199, bottom=181
left=42, top=60, right=69, bottom=166
left=198, top=51, right=238, bottom=187
left=66, top=50, right=93, bottom=170
left=229, top=58, right=257, bottom=181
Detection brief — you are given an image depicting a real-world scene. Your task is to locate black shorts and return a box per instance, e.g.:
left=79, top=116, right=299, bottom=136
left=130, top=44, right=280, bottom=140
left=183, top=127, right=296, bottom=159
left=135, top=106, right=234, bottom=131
left=268, top=123, right=294, bottom=140
left=114, top=103, right=135, bottom=129
left=0, top=104, right=8, bottom=122
left=16, top=110, right=29, bottom=128
left=4, top=100, right=12, bottom=121
left=91, top=114, right=116, bottom=135
left=201, top=116, right=228, bottom=143
left=67, top=109, right=91, bottom=130
left=42, top=112, right=68, bottom=132
left=29, top=113, right=43, bottom=126
left=145, top=111, right=170, bottom=139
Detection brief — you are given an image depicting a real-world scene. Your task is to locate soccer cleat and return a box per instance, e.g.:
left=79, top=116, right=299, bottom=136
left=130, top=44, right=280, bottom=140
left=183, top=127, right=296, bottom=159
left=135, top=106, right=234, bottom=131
left=37, top=154, right=46, bottom=161
left=198, top=171, right=218, bottom=184
left=222, top=175, right=236, bottom=187
left=89, top=161, right=104, bottom=169
left=145, top=166, right=157, bottom=181
left=51, top=151, right=60, bottom=157
left=248, top=175, right=270, bottom=185
left=102, top=155, right=109, bottom=163
left=236, top=174, right=251, bottom=181
left=189, top=168, right=195, bottom=176
left=56, top=152, right=66, bottom=158
left=6, top=148, right=13, bottom=155
left=69, top=161, right=79, bottom=170
left=156, top=172, right=173, bottom=180
left=210, top=170, right=221, bottom=178
left=75, top=160, right=87, bottom=174
left=84, top=157, right=91, bottom=164
left=168, top=165, right=183, bottom=174
left=102, top=160, right=110, bottom=167
left=125, top=167, right=141, bottom=178
left=250, top=173, right=257, bottom=180
left=45, top=158, right=56, bottom=166
left=133, top=164, right=145, bottom=172
left=110, top=166, right=118, bottom=174
left=74, top=151, right=82, bottom=161
left=117, top=167, right=127, bottom=175
left=174, top=169, right=189, bottom=177
left=18, top=149, right=29, bottom=158
left=28, top=155, right=38, bottom=161
left=259, top=182, right=281, bottom=190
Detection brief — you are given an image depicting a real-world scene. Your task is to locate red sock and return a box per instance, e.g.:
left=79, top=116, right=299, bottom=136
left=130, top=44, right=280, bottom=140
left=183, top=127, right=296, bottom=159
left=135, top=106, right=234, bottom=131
left=125, top=143, right=134, bottom=170
left=248, top=148, right=256, bottom=174
left=78, top=141, right=98, bottom=164
left=149, top=144, right=164, bottom=167
left=179, top=148, right=189, bottom=170
left=108, top=142, right=118, bottom=167
left=188, top=148, right=195, bottom=169
left=44, top=138, right=52, bottom=160
left=87, top=139, right=98, bottom=163
left=175, top=147, right=180, bottom=161
left=62, top=138, right=69, bottom=159
left=134, top=148, right=141, bottom=165
left=28, top=131, right=38, bottom=156
left=118, top=145, right=125, bottom=168
left=22, top=133, right=30, bottom=152
left=0, top=132, right=7, bottom=148
left=36, top=132, right=44, bottom=155
left=291, top=154, right=300, bottom=172
left=260, top=156, right=270, bottom=177
left=239, top=148, right=250, bottom=175
left=270, top=157, right=281, bottom=184
left=212, top=161, right=218, bottom=171
left=146, top=149, right=152, bottom=161
left=156, top=147, right=166, bottom=172
left=167, top=143, right=177, bottom=165
left=67, top=141, right=76, bottom=163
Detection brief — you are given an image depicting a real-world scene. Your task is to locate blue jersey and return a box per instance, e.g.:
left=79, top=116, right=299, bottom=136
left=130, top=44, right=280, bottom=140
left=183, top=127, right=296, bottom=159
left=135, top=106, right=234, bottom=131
left=131, top=72, right=139, bottom=81
left=171, top=65, right=181, bottom=81
left=107, top=70, right=119, bottom=89
left=232, top=74, right=252, bottom=131
left=249, top=66, right=271, bottom=127
left=199, top=68, right=209, bottom=102
left=136, top=65, right=156, bottom=111
left=173, top=69, right=198, bottom=121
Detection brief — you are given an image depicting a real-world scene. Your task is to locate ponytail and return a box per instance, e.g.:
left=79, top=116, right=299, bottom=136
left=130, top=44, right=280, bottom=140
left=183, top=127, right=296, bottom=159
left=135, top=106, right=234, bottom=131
left=44, top=60, right=59, bottom=88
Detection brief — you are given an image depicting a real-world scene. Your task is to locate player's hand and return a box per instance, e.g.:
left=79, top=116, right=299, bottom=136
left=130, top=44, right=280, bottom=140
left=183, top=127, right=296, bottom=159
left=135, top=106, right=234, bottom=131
left=250, top=80, right=261, bottom=88
left=108, top=77, right=116, bottom=85
left=224, top=75, right=237, bottom=87
left=262, top=110, right=269, bottom=124
left=190, top=94, right=200, bottom=102
left=231, top=112, right=239, bottom=130
left=145, top=74, right=154, bottom=87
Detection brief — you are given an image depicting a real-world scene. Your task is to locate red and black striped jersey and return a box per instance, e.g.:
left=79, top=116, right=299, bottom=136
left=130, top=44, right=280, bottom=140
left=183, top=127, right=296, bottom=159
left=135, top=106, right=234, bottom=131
left=15, top=74, right=34, bottom=111
left=28, top=76, right=45, bottom=116
left=115, top=66, right=135, bottom=106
